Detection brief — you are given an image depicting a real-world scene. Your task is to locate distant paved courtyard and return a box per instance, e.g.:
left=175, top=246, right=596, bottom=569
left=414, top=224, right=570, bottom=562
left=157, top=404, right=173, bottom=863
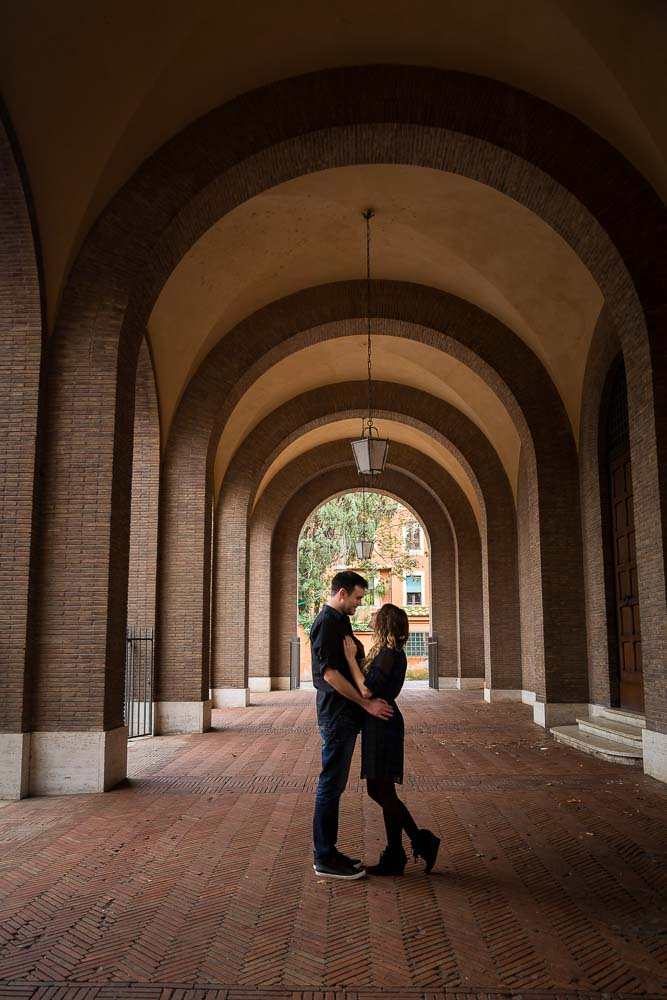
left=1, top=690, right=667, bottom=1000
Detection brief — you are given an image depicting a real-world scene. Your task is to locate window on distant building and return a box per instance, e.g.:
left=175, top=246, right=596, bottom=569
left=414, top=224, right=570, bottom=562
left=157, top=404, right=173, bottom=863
left=405, top=632, right=428, bottom=657
left=405, top=573, right=423, bottom=605
left=404, top=521, right=422, bottom=552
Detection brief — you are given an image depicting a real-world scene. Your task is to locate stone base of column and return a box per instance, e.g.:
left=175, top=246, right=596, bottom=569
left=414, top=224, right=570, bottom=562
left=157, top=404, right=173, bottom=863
left=438, top=677, right=458, bottom=689
left=0, top=732, right=31, bottom=799
left=533, top=702, right=589, bottom=728
left=29, top=726, right=128, bottom=795
left=155, top=700, right=212, bottom=733
left=521, top=690, right=537, bottom=704
left=643, top=730, right=667, bottom=783
left=248, top=676, right=271, bottom=692
left=484, top=688, right=522, bottom=703
left=211, top=688, right=249, bottom=708
left=271, top=677, right=290, bottom=690
left=437, top=677, right=485, bottom=691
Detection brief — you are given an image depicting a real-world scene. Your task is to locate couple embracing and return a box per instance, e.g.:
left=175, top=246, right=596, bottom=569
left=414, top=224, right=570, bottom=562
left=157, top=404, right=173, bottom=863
left=311, top=570, right=440, bottom=880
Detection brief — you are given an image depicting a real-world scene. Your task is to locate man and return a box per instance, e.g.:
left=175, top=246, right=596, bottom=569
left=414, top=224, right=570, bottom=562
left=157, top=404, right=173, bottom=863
left=311, top=570, right=394, bottom=879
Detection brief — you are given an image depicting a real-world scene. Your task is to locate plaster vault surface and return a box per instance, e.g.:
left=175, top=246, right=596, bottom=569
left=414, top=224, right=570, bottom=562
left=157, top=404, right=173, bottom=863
left=151, top=165, right=603, bottom=453
left=2, top=1, right=665, bottom=324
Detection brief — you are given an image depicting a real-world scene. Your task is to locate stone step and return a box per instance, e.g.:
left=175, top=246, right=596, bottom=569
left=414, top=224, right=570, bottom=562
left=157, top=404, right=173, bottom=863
left=550, top=725, right=643, bottom=765
left=592, top=705, right=646, bottom=729
left=576, top=716, right=644, bottom=748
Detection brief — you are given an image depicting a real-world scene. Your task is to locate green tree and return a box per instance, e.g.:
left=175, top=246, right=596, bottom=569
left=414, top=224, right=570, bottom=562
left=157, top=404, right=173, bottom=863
left=298, top=492, right=420, bottom=630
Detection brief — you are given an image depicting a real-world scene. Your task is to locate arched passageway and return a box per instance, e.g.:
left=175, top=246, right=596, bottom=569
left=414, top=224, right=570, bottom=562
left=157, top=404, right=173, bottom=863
left=0, top=55, right=665, bottom=796
left=252, top=455, right=482, bottom=692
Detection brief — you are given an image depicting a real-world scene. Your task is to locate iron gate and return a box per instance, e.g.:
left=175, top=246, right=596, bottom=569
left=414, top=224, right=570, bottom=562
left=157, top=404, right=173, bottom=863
left=427, top=635, right=439, bottom=690
left=125, top=626, right=154, bottom=738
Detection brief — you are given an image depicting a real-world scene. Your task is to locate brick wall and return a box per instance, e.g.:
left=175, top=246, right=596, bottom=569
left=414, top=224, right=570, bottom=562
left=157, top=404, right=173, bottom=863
left=127, top=339, right=160, bottom=628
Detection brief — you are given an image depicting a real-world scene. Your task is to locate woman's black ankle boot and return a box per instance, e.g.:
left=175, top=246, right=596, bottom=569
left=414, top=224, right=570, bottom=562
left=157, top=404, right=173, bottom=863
left=366, top=845, right=408, bottom=876
left=412, top=829, right=441, bottom=873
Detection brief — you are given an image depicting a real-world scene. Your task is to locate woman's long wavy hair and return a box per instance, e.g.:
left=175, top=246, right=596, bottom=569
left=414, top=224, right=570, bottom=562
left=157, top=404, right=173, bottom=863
left=362, top=603, right=410, bottom=674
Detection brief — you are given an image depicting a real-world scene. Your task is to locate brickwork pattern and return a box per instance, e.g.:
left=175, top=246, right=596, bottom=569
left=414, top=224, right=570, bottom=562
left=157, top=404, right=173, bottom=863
left=127, top=339, right=160, bottom=628
left=31, top=320, right=138, bottom=732
left=255, top=453, right=473, bottom=683
left=1, top=691, right=667, bottom=997
left=0, top=111, right=43, bottom=733
left=517, top=446, right=544, bottom=699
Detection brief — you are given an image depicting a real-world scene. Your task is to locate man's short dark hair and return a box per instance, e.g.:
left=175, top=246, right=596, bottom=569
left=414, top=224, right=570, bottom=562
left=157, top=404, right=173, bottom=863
left=331, top=570, right=368, bottom=595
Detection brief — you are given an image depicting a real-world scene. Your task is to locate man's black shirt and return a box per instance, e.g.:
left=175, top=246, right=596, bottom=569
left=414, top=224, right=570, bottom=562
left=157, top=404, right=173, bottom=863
left=310, top=604, right=364, bottom=728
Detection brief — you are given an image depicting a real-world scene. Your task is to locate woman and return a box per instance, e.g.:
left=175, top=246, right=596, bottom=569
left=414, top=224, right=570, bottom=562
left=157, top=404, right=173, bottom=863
left=343, top=604, right=440, bottom=876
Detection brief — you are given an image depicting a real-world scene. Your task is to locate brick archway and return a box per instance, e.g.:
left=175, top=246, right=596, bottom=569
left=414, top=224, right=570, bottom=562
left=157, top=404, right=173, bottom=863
left=245, top=441, right=484, bottom=695
left=202, top=383, right=520, bottom=715
left=270, top=465, right=469, bottom=690
left=24, top=66, right=666, bottom=792
left=158, top=282, right=585, bottom=725
left=0, top=108, right=45, bottom=799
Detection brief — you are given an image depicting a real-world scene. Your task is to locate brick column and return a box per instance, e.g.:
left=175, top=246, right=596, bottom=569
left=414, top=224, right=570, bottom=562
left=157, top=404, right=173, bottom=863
left=155, top=431, right=213, bottom=734
left=28, top=321, right=137, bottom=794
left=0, top=112, right=44, bottom=799
left=127, top=340, right=160, bottom=629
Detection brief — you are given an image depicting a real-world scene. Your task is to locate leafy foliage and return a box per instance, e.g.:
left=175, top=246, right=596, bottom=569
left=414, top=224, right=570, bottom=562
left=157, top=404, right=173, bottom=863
left=298, top=492, right=420, bottom=623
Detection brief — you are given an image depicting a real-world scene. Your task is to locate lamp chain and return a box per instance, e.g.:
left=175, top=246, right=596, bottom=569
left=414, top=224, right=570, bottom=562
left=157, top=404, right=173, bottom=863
left=364, top=209, right=374, bottom=426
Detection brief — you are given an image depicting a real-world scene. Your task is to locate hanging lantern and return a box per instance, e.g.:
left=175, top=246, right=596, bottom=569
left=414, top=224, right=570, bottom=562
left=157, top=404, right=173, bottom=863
left=351, top=209, right=389, bottom=475
left=354, top=538, right=375, bottom=560
left=351, top=419, right=390, bottom=476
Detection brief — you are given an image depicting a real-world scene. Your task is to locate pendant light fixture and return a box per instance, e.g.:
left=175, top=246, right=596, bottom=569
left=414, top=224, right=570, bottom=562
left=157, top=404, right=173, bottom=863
left=351, top=209, right=389, bottom=476
left=354, top=477, right=375, bottom=561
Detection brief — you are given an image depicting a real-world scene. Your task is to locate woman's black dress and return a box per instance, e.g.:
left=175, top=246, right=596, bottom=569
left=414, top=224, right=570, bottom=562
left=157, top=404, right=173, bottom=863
left=361, top=646, right=408, bottom=784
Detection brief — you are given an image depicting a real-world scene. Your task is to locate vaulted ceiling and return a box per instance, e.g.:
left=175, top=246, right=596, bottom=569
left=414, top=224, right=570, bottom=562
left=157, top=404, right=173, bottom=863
left=2, top=1, right=665, bottom=327
left=2, top=0, right=664, bottom=510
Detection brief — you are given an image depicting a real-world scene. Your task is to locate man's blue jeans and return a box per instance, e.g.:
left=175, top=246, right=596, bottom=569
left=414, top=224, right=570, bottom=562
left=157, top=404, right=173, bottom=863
left=313, top=718, right=360, bottom=862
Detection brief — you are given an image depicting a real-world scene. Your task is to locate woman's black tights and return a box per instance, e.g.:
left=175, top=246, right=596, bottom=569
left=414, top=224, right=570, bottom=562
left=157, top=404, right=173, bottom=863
left=366, top=778, right=419, bottom=851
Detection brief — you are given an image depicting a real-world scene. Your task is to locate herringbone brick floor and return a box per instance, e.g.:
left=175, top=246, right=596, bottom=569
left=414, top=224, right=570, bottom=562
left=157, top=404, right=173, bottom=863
left=1, top=691, right=667, bottom=1000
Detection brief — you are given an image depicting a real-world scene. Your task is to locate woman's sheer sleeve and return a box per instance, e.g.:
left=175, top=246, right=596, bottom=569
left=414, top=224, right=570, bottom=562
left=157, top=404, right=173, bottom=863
left=364, top=648, right=397, bottom=695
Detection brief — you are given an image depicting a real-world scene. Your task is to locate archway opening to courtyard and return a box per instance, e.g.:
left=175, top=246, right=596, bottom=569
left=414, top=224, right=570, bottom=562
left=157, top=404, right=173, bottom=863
left=296, top=489, right=434, bottom=687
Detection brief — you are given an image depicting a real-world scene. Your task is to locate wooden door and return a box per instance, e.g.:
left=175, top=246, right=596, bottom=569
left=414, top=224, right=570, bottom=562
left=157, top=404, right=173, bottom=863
left=610, top=452, right=644, bottom=712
